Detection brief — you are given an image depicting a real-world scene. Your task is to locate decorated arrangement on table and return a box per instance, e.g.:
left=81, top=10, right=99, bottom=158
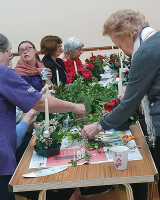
left=85, top=53, right=106, bottom=80
left=107, top=53, right=131, bottom=72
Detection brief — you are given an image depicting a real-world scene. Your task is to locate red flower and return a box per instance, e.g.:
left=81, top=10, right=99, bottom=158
left=66, top=76, right=73, bottom=83
left=86, top=63, right=95, bottom=69
left=85, top=59, right=89, bottom=62
left=104, top=99, right=120, bottom=113
left=97, top=55, right=105, bottom=59
left=110, top=57, right=116, bottom=63
left=78, top=68, right=89, bottom=73
left=116, top=72, right=119, bottom=77
left=125, top=70, right=130, bottom=75
left=82, top=72, right=91, bottom=80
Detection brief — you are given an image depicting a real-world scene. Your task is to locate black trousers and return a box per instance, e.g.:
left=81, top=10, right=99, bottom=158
left=0, top=175, right=15, bottom=200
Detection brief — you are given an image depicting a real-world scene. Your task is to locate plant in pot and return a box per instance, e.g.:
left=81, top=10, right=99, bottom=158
left=34, top=118, right=65, bottom=158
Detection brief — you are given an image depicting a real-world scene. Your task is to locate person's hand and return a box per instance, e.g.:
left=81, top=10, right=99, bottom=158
left=118, top=86, right=126, bottom=100
left=41, top=84, right=52, bottom=94
left=81, top=122, right=100, bottom=138
left=73, top=103, right=86, bottom=117
left=46, top=69, right=52, bottom=80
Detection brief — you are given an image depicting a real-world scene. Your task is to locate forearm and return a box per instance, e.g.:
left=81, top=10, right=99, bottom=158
left=33, top=95, right=76, bottom=113
left=16, top=121, right=29, bottom=148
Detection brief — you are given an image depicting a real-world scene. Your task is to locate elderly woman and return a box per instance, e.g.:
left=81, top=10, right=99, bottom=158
left=81, top=9, right=160, bottom=200
left=0, top=33, right=85, bottom=200
left=63, top=36, right=84, bottom=72
left=14, top=41, right=54, bottom=92
left=41, top=35, right=67, bottom=86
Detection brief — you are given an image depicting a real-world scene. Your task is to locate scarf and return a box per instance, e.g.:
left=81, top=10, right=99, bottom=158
left=132, top=27, right=156, bottom=146
left=14, top=59, right=46, bottom=76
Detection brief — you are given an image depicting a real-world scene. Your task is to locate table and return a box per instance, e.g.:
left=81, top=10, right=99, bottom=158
left=9, top=122, right=158, bottom=200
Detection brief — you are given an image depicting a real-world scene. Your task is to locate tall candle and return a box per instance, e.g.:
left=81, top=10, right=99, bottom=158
left=119, top=48, right=123, bottom=70
left=74, top=61, right=78, bottom=75
left=45, top=98, right=49, bottom=131
left=56, top=69, right=60, bottom=87
left=112, top=46, right=114, bottom=53
left=118, top=68, right=123, bottom=95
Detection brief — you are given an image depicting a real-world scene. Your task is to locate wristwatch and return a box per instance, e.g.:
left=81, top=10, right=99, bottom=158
left=97, top=122, right=103, bottom=131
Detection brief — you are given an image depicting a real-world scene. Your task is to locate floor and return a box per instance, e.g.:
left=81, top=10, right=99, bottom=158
left=15, top=183, right=159, bottom=200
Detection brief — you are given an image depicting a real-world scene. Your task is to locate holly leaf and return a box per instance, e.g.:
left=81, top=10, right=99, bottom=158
left=71, top=160, right=77, bottom=167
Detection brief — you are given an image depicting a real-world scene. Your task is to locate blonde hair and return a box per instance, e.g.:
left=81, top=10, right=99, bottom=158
left=103, top=9, right=149, bottom=39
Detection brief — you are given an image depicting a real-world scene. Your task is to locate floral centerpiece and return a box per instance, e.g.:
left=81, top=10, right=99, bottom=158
left=66, top=68, right=94, bottom=84
left=85, top=53, right=106, bottom=80
left=108, top=53, right=131, bottom=72
left=34, top=117, right=65, bottom=158
left=104, top=98, right=139, bottom=130
left=53, top=78, right=118, bottom=127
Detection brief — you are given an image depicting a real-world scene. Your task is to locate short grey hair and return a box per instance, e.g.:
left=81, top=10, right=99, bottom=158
left=0, top=34, right=11, bottom=52
left=64, top=37, right=84, bottom=54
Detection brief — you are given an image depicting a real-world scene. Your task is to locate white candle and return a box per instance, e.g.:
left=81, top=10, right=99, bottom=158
left=119, top=48, right=123, bottom=70
left=56, top=69, right=60, bottom=87
left=74, top=61, right=78, bottom=75
left=45, top=98, right=49, bottom=131
left=118, top=68, right=123, bottom=95
left=112, top=46, right=114, bottom=53
left=46, top=84, right=50, bottom=95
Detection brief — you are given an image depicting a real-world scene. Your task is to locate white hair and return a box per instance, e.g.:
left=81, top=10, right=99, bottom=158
left=64, top=37, right=84, bottom=54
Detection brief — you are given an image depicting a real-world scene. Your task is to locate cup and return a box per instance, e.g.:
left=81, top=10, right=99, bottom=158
left=110, top=146, right=129, bottom=170
left=41, top=68, right=50, bottom=80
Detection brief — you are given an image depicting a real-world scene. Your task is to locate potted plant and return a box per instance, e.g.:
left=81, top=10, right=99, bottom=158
left=85, top=53, right=106, bottom=80
left=34, top=118, right=65, bottom=158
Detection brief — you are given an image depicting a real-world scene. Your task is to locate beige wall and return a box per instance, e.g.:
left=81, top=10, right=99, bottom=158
left=2, top=0, right=160, bottom=66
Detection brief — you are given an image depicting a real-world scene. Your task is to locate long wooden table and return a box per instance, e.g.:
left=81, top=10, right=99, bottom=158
left=9, top=122, right=158, bottom=200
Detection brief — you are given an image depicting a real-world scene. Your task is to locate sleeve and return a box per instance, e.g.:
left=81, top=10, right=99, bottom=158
left=16, top=121, right=29, bottom=148
left=0, top=68, right=42, bottom=112
left=100, top=50, right=159, bottom=130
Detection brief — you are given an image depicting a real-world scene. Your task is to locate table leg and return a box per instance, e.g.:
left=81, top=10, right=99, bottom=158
left=149, top=182, right=156, bottom=200
left=38, top=190, right=46, bottom=200
left=124, top=184, right=134, bottom=200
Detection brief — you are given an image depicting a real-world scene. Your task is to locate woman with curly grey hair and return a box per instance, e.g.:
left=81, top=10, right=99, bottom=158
left=82, top=9, right=160, bottom=200
left=63, top=36, right=84, bottom=72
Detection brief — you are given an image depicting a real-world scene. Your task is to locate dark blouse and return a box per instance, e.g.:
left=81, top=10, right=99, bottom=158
left=42, top=55, right=67, bottom=86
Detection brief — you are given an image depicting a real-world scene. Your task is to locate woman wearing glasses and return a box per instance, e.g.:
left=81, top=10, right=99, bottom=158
left=14, top=41, right=54, bottom=92
left=40, top=35, right=67, bottom=86
left=0, top=33, right=85, bottom=200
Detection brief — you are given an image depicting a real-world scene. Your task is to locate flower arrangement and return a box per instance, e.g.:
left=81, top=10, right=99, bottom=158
left=66, top=68, right=94, bottom=84
left=85, top=53, right=106, bottom=80
left=108, top=53, right=131, bottom=72
left=34, top=118, right=65, bottom=157
left=53, top=78, right=118, bottom=127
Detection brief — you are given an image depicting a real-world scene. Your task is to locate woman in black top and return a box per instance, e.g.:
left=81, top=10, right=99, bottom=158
left=40, top=35, right=67, bottom=86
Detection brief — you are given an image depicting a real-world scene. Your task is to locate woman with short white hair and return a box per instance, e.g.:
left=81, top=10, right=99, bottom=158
left=63, top=36, right=84, bottom=72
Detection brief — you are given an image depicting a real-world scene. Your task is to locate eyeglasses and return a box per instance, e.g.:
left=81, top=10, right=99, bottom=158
left=19, top=46, right=34, bottom=55
left=6, top=50, right=14, bottom=60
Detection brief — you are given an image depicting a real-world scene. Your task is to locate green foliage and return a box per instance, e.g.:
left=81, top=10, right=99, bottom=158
left=54, top=78, right=118, bottom=126
left=71, top=160, right=77, bottom=167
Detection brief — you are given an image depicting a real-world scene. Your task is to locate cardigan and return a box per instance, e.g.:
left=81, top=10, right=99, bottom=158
left=100, top=31, right=160, bottom=136
left=42, top=55, right=67, bottom=86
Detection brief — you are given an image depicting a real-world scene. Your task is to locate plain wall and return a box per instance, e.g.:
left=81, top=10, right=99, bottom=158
left=1, top=0, right=160, bottom=66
